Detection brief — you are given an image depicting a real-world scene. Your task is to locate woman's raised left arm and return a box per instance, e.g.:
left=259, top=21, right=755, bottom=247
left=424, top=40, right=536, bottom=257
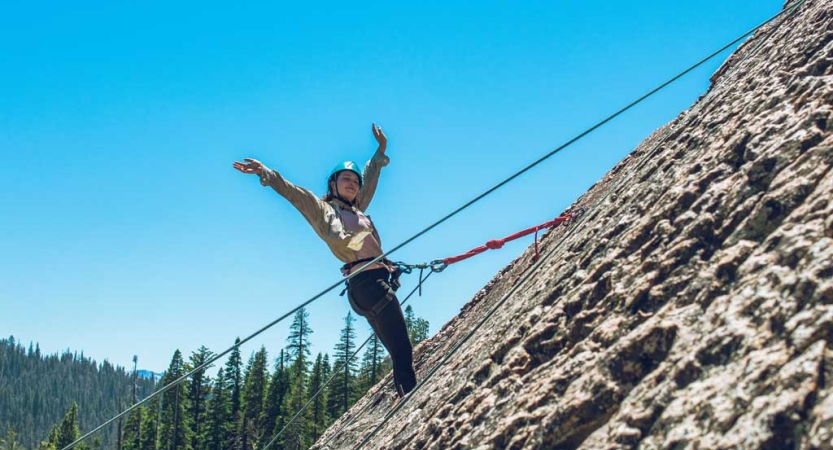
left=357, top=122, right=389, bottom=212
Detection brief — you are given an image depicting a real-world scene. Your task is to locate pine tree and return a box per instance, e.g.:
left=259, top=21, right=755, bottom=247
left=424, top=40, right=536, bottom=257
left=41, top=407, right=59, bottom=450
left=188, top=346, right=214, bottom=450
left=328, top=313, right=357, bottom=420
left=321, top=354, right=331, bottom=389
left=281, top=362, right=310, bottom=450
left=284, top=308, right=314, bottom=410
left=285, top=308, right=313, bottom=370
left=117, top=398, right=124, bottom=450
left=306, top=353, right=329, bottom=442
left=262, top=351, right=289, bottom=447
left=404, top=305, right=416, bottom=335
left=413, top=318, right=430, bottom=345
left=0, top=428, right=23, bottom=450
left=159, top=350, right=192, bottom=450
left=404, top=305, right=430, bottom=345
left=358, top=331, right=386, bottom=393
left=281, top=307, right=314, bottom=450
left=239, top=347, right=269, bottom=450
left=137, top=397, right=158, bottom=450
left=123, top=354, right=141, bottom=450
left=131, top=356, right=139, bottom=404
left=55, top=402, right=82, bottom=450
left=39, top=402, right=89, bottom=450
left=121, top=406, right=143, bottom=450
left=223, top=340, right=243, bottom=450
left=204, top=368, right=229, bottom=450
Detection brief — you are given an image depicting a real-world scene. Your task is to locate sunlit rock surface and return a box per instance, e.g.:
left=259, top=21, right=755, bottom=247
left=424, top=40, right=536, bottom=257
left=313, top=1, right=833, bottom=448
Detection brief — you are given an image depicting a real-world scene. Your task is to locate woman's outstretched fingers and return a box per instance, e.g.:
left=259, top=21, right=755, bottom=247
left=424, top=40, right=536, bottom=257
left=372, top=122, right=387, bottom=150
left=233, top=158, right=263, bottom=175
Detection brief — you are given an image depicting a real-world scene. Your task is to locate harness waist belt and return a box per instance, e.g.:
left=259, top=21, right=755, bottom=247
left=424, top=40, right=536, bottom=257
left=341, top=257, right=379, bottom=275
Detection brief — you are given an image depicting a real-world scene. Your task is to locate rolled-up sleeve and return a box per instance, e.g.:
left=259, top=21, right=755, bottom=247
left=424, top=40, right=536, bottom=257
left=357, top=150, right=389, bottom=212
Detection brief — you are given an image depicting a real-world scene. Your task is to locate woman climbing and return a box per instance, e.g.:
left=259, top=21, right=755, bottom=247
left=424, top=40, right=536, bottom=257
left=233, top=123, right=417, bottom=397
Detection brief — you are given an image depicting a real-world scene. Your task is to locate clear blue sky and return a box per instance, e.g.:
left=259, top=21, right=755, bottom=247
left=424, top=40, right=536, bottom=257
left=1, top=1, right=782, bottom=373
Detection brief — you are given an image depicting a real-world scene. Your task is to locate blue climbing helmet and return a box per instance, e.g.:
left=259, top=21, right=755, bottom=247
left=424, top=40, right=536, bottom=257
left=328, top=161, right=363, bottom=187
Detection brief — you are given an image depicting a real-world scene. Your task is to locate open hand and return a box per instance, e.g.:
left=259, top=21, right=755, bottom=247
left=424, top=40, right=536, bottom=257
left=233, top=158, right=264, bottom=175
left=372, top=122, right=387, bottom=153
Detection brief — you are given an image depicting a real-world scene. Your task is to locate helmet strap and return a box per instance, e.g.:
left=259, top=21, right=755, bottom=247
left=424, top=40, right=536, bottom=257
left=330, top=178, right=357, bottom=207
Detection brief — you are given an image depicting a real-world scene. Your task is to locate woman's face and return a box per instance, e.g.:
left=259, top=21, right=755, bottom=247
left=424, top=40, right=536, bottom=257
left=333, top=171, right=360, bottom=201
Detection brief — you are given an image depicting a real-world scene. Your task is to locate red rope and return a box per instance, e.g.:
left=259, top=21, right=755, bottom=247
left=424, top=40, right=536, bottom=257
left=441, top=213, right=574, bottom=265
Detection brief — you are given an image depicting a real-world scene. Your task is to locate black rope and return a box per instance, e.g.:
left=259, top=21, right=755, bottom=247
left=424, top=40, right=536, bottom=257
left=61, top=2, right=806, bottom=449
left=351, top=2, right=808, bottom=447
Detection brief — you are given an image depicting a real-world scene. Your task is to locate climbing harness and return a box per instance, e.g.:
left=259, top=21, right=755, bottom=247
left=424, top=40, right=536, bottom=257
left=337, top=209, right=584, bottom=303
left=261, top=271, right=436, bottom=450
left=336, top=211, right=581, bottom=309
left=272, top=211, right=585, bottom=450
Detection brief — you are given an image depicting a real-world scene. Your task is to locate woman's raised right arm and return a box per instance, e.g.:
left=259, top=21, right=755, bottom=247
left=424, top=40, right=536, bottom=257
left=234, top=157, right=327, bottom=222
left=233, top=158, right=352, bottom=249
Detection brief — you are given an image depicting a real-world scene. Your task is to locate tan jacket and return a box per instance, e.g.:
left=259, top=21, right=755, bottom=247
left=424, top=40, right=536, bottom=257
left=259, top=149, right=390, bottom=264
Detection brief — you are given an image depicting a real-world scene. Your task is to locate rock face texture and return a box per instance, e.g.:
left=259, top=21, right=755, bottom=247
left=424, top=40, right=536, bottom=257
left=313, top=0, right=833, bottom=448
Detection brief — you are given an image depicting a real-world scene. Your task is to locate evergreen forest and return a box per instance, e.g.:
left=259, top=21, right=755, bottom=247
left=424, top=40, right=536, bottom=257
left=0, top=338, right=156, bottom=449
left=1, top=305, right=430, bottom=450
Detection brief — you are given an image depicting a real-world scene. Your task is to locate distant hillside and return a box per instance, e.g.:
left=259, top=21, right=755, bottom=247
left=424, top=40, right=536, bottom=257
left=0, top=336, right=157, bottom=450
left=137, top=369, right=164, bottom=382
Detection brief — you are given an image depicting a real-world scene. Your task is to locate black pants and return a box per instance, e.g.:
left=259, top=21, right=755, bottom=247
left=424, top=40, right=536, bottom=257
left=347, top=268, right=416, bottom=397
